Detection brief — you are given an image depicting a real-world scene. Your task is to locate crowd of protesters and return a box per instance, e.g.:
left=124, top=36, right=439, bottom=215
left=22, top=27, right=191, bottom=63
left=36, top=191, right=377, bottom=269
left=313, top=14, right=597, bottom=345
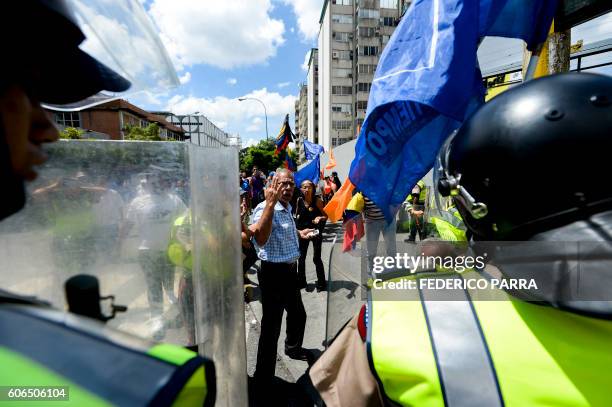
left=239, top=166, right=331, bottom=292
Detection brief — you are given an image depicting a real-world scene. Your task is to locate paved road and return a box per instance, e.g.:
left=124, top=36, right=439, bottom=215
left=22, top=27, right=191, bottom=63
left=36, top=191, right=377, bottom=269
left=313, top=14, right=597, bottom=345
left=243, top=221, right=410, bottom=405
left=244, top=223, right=341, bottom=383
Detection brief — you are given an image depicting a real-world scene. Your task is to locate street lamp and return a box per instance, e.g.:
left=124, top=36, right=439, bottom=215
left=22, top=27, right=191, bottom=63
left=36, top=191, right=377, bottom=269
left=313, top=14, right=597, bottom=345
left=238, top=97, right=269, bottom=141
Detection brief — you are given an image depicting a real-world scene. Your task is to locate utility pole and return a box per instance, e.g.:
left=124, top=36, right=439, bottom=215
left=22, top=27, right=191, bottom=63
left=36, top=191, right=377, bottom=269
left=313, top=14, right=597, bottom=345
left=548, top=24, right=571, bottom=73
left=523, top=20, right=571, bottom=79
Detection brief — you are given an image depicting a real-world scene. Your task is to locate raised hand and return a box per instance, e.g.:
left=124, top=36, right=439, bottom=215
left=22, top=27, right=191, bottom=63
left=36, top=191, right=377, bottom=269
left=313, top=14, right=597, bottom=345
left=264, top=176, right=282, bottom=207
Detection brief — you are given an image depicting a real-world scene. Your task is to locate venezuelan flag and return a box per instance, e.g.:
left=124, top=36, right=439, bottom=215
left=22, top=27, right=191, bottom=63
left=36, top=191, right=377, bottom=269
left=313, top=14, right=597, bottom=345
left=274, top=114, right=294, bottom=156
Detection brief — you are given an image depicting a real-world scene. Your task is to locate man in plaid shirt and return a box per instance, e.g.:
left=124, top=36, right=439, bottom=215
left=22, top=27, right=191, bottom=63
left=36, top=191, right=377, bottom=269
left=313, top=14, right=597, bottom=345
left=249, top=169, right=316, bottom=387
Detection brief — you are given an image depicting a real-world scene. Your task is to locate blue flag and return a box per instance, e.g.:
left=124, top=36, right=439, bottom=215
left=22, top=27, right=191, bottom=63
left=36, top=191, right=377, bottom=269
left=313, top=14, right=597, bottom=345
left=295, top=156, right=320, bottom=188
left=348, top=0, right=557, bottom=221
left=303, top=139, right=325, bottom=161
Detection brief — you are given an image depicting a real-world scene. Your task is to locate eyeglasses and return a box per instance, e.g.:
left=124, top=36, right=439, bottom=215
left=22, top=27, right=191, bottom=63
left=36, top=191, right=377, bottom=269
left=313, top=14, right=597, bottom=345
left=279, top=181, right=295, bottom=188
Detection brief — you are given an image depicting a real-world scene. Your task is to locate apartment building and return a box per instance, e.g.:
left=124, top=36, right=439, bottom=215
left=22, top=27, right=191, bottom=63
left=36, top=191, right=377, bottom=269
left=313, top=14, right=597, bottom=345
left=295, top=83, right=309, bottom=162
left=306, top=48, right=320, bottom=147
left=317, top=0, right=403, bottom=151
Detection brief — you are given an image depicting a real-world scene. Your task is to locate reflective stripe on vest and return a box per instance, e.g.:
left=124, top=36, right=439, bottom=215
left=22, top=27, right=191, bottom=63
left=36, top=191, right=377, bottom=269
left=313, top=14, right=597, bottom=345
left=0, top=304, right=212, bottom=406
left=369, top=272, right=612, bottom=406
left=429, top=216, right=467, bottom=242
left=420, top=274, right=503, bottom=407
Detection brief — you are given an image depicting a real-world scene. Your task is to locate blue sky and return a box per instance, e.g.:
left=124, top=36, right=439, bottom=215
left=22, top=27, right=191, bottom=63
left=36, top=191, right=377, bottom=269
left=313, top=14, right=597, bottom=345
left=126, top=0, right=325, bottom=147
left=121, top=0, right=611, bottom=150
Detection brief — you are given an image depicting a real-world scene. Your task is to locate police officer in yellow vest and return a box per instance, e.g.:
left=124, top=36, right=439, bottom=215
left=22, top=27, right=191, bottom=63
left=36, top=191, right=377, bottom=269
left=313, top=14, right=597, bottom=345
left=309, top=72, right=612, bottom=406
left=427, top=201, right=467, bottom=242
left=405, top=179, right=428, bottom=242
left=0, top=1, right=214, bottom=405
left=167, top=211, right=198, bottom=348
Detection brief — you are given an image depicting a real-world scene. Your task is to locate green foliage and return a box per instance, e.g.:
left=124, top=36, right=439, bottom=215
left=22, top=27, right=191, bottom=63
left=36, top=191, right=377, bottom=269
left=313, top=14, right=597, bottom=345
left=58, top=127, right=84, bottom=140
left=124, top=123, right=162, bottom=141
left=239, top=139, right=298, bottom=174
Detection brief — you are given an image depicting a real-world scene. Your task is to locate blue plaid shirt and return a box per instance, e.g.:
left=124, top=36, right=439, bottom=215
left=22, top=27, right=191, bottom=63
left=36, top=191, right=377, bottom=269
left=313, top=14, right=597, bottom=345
left=251, top=201, right=300, bottom=263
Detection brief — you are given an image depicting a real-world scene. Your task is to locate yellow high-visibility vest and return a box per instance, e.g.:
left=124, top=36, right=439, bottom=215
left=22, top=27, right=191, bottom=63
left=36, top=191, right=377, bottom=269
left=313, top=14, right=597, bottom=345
left=368, top=273, right=612, bottom=407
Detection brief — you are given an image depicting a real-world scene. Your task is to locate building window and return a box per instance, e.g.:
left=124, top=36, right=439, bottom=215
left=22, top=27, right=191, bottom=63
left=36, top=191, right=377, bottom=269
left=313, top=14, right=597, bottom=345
left=54, top=111, right=81, bottom=128
left=332, top=120, right=352, bottom=130
left=359, top=27, right=375, bottom=37
left=382, top=16, right=397, bottom=26
left=332, top=85, right=353, bottom=95
left=380, top=0, right=397, bottom=8
left=357, top=82, right=372, bottom=92
left=332, top=0, right=351, bottom=4
left=332, top=103, right=352, bottom=114
left=382, top=35, right=391, bottom=44
left=358, top=64, right=376, bottom=74
left=332, top=68, right=352, bottom=78
left=356, top=101, right=368, bottom=111
left=333, top=32, right=351, bottom=42
left=358, top=8, right=380, bottom=19
left=332, top=49, right=353, bottom=60
left=359, top=46, right=379, bottom=56
left=332, top=14, right=353, bottom=24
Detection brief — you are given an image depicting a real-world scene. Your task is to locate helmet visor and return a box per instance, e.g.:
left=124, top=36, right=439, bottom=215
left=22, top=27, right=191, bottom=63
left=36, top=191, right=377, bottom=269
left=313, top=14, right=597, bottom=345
left=45, top=0, right=178, bottom=110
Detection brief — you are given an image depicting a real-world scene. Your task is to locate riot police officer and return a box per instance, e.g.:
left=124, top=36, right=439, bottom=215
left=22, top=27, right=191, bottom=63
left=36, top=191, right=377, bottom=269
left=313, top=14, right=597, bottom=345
left=309, top=72, right=612, bottom=406
left=0, top=1, right=214, bottom=405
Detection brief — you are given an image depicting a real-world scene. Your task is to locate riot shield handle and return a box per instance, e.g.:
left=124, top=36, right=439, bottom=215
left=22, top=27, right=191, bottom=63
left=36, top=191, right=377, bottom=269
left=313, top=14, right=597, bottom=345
left=65, top=275, right=128, bottom=323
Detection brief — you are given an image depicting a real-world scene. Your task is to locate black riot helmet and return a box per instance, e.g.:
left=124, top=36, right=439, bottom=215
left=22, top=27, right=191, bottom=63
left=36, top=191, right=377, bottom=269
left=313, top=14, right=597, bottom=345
left=436, top=72, right=612, bottom=240
left=1, top=1, right=131, bottom=105
left=0, top=0, right=132, bottom=221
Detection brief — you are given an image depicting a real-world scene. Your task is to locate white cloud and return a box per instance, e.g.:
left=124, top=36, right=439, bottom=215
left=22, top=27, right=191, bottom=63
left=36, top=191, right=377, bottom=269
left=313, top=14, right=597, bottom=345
left=301, top=49, right=311, bottom=71
left=136, top=91, right=164, bottom=106
left=281, top=0, right=324, bottom=42
left=277, top=81, right=291, bottom=88
left=244, top=138, right=259, bottom=148
left=165, top=88, right=297, bottom=138
left=227, top=78, right=238, bottom=86
left=246, top=117, right=264, bottom=132
left=179, top=71, right=192, bottom=84
left=149, top=0, right=286, bottom=70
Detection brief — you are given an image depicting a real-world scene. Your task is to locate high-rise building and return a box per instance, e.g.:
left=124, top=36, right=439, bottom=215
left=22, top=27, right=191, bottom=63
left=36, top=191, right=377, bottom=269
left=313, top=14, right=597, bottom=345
left=295, top=83, right=309, bottom=163
left=307, top=48, right=319, bottom=147
left=316, top=0, right=403, bottom=152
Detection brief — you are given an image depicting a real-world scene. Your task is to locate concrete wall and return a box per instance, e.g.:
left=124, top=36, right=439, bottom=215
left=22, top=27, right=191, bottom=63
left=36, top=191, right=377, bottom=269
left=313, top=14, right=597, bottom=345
left=318, top=138, right=355, bottom=182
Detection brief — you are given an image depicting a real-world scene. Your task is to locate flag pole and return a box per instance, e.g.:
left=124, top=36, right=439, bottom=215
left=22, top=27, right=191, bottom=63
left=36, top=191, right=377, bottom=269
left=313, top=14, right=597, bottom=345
left=524, top=42, right=544, bottom=82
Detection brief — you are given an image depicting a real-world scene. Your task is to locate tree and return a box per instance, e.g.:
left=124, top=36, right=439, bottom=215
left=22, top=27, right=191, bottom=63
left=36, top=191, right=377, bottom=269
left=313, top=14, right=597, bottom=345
left=124, top=123, right=163, bottom=141
left=239, top=139, right=298, bottom=174
left=59, top=127, right=84, bottom=140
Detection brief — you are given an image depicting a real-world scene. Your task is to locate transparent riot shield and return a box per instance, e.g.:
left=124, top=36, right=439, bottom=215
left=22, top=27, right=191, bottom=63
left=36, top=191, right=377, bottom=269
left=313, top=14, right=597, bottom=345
left=0, top=140, right=246, bottom=407
left=325, top=236, right=365, bottom=346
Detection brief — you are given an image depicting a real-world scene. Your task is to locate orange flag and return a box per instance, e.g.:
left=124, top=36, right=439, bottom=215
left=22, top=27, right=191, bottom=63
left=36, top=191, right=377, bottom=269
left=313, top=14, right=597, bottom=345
left=323, top=179, right=355, bottom=222
left=325, top=149, right=337, bottom=170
